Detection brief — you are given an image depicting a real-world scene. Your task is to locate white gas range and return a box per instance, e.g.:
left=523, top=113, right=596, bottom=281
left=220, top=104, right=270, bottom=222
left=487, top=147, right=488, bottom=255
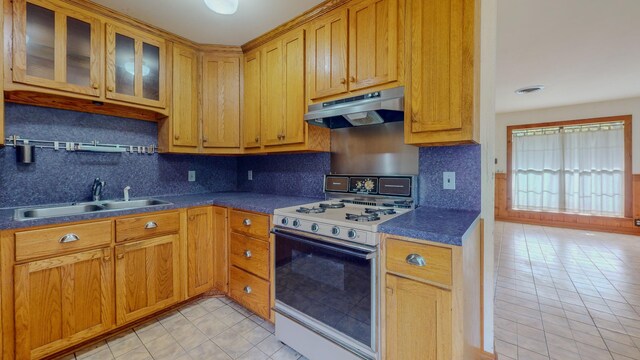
left=272, top=175, right=417, bottom=360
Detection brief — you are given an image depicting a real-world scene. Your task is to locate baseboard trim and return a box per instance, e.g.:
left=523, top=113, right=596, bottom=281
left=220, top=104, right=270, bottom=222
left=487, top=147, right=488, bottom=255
left=478, top=350, right=497, bottom=360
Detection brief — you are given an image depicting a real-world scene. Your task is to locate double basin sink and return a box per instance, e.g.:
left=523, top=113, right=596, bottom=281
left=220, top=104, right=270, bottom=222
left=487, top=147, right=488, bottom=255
left=15, top=198, right=172, bottom=221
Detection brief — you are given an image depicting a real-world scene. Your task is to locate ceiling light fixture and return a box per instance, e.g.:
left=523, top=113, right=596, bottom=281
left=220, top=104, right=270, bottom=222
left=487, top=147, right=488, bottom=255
left=204, top=0, right=238, bottom=15
left=515, top=85, right=545, bottom=95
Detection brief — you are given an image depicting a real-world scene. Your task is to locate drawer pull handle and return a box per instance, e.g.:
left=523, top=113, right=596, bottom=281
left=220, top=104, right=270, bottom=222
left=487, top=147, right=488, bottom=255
left=244, top=250, right=252, bottom=258
left=117, top=253, right=125, bottom=260
left=59, top=233, right=79, bottom=243
left=244, top=286, right=252, bottom=294
left=405, top=253, right=426, bottom=267
left=145, top=221, right=158, bottom=229
left=243, top=218, right=252, bottom=226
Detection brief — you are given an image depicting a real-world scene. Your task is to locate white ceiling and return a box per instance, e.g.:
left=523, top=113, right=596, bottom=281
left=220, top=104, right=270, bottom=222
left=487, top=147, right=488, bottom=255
left=91, top=0, right=325, bottom=45
left=497, top=0, right=640, bottom=113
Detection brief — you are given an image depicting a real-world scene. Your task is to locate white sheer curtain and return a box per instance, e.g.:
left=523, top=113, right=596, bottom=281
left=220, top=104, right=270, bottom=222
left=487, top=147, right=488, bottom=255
left=511, top=122, right=625, bottom=217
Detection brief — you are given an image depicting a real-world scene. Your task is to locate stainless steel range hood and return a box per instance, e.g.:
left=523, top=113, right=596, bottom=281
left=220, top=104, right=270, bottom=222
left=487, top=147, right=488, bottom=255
left=304, top=87, right=404, bottom=129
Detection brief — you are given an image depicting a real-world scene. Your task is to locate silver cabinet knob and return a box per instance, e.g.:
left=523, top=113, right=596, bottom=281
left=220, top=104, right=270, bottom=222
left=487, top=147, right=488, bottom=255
left=244, top=286, right=252, bottom=294
left=405, top=253, right=426, bottom=267
left=145, top=221, right=158, bottom=229
left=243, top=218, right=252, bottom=226
left=244, top=250, right=252, bottom=258
left=59, top=233, right=79, bottom=243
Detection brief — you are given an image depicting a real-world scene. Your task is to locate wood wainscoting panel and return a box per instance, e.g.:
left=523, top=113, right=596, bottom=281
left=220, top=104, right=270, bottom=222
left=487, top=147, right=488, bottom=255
left=495, top=172, right=640, bottom=235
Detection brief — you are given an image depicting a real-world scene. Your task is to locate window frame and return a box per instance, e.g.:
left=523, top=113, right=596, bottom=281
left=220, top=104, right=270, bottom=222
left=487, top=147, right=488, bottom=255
left=506, top=115, right=633, bottom=218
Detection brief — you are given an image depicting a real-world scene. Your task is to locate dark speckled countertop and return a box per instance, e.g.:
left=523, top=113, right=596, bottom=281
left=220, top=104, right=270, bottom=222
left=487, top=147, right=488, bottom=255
left=0, top=192, right=322, bottom=230
left=378, top=207, right=480, bottom=246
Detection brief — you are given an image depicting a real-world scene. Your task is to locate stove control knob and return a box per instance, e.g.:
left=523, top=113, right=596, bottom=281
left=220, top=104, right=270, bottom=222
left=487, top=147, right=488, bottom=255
left=348, top=229, right=357, bottom=239
left=311, top=223, right=319, bottom=232
left=331, top=226, right=340, bottom=236
left=292, top=219, right=301, bottom=228
left=281, top=217, right=289, bottom=226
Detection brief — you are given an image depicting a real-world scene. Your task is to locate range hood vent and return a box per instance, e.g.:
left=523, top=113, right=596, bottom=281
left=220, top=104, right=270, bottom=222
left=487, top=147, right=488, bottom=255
left=304, top=87, right=404, bottom=129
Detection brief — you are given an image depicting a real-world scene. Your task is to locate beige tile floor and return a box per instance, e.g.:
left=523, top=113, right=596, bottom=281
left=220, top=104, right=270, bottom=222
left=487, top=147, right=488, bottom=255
left=494, top=221, right=640, bottom=360
left=59, top=297, right=309, bottom=360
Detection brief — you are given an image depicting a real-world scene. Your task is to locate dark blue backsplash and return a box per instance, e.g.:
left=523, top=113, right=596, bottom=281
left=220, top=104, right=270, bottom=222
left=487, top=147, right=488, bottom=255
left=0, top=104, right=237, bottom=207
left=236, top=153, right=330, bottom=199
left=418, top=145, right=481, bottom=211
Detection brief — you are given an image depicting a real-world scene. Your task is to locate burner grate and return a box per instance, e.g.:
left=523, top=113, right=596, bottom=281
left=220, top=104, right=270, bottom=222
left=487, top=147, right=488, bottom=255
left=345, top=213, right=380, bottom=222
left=364, top=208, right=397, bottom=216
left=319, top=203, right=345, bottom=209
left=296, top=207, right=326, bottom=214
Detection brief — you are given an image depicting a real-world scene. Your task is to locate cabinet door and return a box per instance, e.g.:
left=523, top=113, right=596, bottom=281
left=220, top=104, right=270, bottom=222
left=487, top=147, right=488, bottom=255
left=404, top=0, right=475, bottom=144
left=14, top=248, right=113, bottom=360
left=243, top=50, right=261, bottom=148
left=186, top=207, right=214, bottom=297
left=261, top=40, right=284, bottom=146
left=171, top=44, right=198, bottom=148
left=212, top=206, right=228, bottom=292
left=13, top=0, right=101, bottom=96
left=115, top=234, right=180, bottom=325
left=348, top=0, right=398, bottom=91
left=385, top=274, right=452, bottom=360
left=202, top=54, right=241, bottom=148
left=307, top=8, right=348, bottom=100
left=281, top=29, right=306, bottom=145
left=106, top=23, right=166, bottom=108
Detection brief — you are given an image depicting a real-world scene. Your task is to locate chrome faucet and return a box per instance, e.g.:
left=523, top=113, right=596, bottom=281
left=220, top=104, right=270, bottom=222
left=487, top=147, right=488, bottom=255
left=124, top=186, right=131, bottom=202
left=91, top=178, right=105, bottom=201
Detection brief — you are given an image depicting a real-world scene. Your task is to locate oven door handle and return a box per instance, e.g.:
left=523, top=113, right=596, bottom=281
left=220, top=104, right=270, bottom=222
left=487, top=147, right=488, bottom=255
left=272, top=228, right=376, bottom=260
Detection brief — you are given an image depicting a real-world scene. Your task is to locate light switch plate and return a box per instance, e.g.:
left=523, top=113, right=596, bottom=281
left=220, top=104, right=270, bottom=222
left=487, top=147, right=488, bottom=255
left=188, top=171, right=196, bottom=182
left=443, top=172, right=456, bottom=190
left=248, top=170, right=253, bottom=181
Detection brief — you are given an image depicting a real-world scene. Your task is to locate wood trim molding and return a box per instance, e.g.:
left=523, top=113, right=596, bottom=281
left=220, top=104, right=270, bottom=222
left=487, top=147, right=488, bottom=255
left=506, top=115, right=633, bottom=217
left=241, top=0, right=351, bottom=52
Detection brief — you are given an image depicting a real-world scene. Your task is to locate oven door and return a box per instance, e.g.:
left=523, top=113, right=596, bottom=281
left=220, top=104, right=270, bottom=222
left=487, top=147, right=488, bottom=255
left=273, top=228, right=378, bottom=353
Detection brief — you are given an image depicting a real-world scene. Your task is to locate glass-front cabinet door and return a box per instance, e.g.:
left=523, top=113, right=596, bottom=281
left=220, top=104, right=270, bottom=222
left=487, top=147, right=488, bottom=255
left=13, top=0, right=101, bottom=96
left=105, top=23, right=166, bottom=109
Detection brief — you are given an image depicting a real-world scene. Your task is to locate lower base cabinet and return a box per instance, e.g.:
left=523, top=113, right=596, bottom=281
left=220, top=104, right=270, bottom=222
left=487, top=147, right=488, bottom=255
left=229, top=266, right=270, bottom=319
left=115, top=234, right=181, bottom=325
left=385, top=274, right=452, bottom=360
left=13, top=248, right=114, bottom=360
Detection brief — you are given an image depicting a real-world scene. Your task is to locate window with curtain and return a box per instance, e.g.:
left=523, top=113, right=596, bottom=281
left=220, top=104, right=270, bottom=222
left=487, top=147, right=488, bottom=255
left=510, top=120, right=626, bottom=217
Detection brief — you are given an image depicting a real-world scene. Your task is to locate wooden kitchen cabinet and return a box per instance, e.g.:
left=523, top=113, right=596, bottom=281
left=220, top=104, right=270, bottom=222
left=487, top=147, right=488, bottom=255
left=114, top=234, right=180, bottom=325
left=202, top=53, right=241, bottom=149
left=385, top=274, right=452, bottom=360
left=212, top=206, right=229, bottom=293
left=262, top=28, right=305, bottom=147
left=167, top=43, right=199, bottom=149
left=14, top=247, right=114, bottom=360
left=404, top=0, right=477, bottom=145
left=186, top=207, right=214, bottom=297
left=105, top=22, right=166, bottom=109
left=307, top=8, right=348, bottom=100
left=243, top=49, right=262, bottom=149
left=12, top=0, right=102, bottom=97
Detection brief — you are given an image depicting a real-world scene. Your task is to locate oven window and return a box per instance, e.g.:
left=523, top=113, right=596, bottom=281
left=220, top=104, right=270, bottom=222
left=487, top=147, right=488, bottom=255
left=275, top=234, right=372, bottom=347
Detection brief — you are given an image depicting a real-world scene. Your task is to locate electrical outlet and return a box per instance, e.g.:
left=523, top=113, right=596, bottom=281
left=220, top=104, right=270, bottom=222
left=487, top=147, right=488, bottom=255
left=248, top=170, right=253, bottom=181
left=188, top=171, right=196, bottom=182
left=443, top=172, right=456, bottom=190
left=635, top=219, right=640, bottom=227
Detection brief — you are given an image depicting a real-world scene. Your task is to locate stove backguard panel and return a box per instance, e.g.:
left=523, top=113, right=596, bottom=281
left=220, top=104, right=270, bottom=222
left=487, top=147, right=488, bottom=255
left=330, top=122, right=418, bottom=175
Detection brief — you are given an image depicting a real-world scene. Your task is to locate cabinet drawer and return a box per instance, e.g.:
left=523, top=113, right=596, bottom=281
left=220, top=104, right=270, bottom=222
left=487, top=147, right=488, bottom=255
left=230, top=210, right=270, bottom=239
left=230, top=233, right=270, bottom=280
left=385, top=238, right=452, bottom=286
left=15, top=221, right=112, bottom=262
left=115, top=211, right=179, bottom=243
left=229, top=266, right=270, bottom=319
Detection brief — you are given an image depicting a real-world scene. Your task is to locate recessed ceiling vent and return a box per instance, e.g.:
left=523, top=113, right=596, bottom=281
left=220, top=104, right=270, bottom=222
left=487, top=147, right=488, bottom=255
left=515, top=85, right=545, bottom=95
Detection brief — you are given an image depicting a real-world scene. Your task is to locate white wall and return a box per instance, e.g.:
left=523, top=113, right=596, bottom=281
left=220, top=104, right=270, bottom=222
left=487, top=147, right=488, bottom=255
left=496, top=96, right=640, bottom=173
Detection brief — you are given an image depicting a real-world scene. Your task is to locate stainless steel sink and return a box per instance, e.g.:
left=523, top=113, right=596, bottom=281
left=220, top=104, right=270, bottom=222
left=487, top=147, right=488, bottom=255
left=14, top=198, right=172, bottom=221
left=100, top=199, right=171, bottom=210
left=16, top=204, right=104, bottom=220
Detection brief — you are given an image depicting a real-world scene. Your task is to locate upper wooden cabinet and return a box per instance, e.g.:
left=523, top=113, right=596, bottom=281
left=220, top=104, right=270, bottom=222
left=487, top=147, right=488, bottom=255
left=169, top=44, right=199, bottom=149
left=262, top=29, right=306, bottom=147
left=306, top=0, right=402, bottom=102
left=404, top=0, right=477, bottom=145
left=105, top=22, right=167, bottom=109
left=202, top=53, right=241, bottom=149
left=14, top=248, right=114, bottom=360
left=243, top=50, right=262, bottom=149
left=12, top=0, right=102, bottom=97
